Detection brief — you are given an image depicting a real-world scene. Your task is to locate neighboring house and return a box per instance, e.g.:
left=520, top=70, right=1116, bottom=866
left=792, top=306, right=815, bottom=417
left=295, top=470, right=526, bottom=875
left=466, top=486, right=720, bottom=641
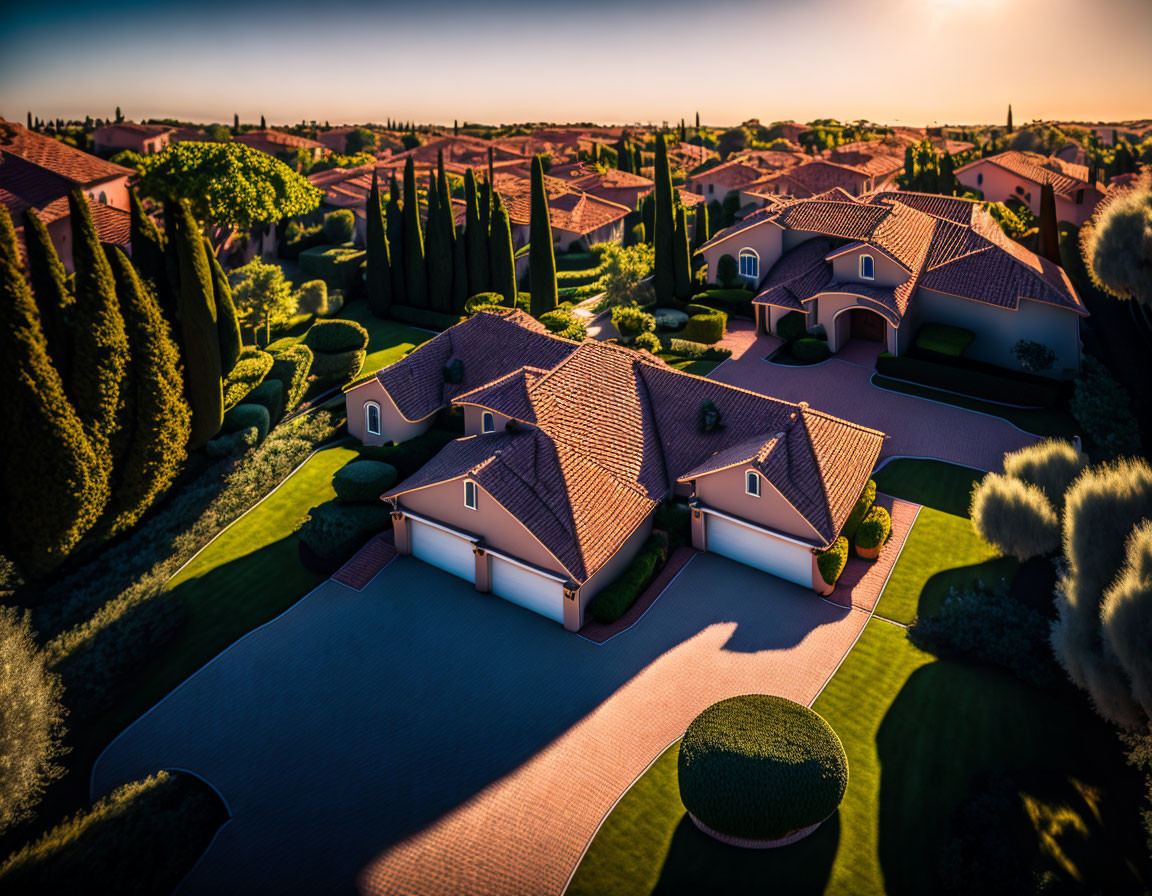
left=387, top=134, right=527, bottom=168
left=825, top=143, right=904, bottom=186
left=686, top=160, right=765, bottom=202
left=492, top=171, right=631, bottom=251
left=93, top=122, right=173, bottom=156
left=954, top=150, right=1104, bottom=226
left=316, top=127, right=364, bottom=154
left=697, top=190, right=1086, bottom=373
left=234, top=128, right=329, bottom=160
left=740, top=159, right=878, bottom=204
left=0, top=120, right=133, bottom=271
left=351, top=309, right=883, bottom=630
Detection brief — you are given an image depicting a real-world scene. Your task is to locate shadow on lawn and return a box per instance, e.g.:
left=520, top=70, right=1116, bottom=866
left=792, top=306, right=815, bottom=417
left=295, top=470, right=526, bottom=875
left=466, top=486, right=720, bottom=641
left=915, top=556, right=1018, bottom=618
left=652, top=811, right=839, bottom=895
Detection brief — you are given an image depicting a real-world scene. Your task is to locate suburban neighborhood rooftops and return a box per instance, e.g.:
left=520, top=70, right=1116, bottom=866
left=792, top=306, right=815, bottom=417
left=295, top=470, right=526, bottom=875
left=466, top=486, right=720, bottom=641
left=493, top=171, right=632, bottom=235
left=235, top=128, right=328, bottom=152
left=0, top=120, right=133, bottom=186
left=954, top=150, right=1097, bottom=200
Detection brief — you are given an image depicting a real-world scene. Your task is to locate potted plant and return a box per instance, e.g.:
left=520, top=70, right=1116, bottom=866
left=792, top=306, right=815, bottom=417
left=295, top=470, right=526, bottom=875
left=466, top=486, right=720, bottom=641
left=854, top=505, right=891, bottom=560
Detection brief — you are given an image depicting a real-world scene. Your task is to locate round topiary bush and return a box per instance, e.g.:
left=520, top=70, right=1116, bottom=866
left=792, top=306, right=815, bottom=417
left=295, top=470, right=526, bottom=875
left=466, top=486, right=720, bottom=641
left=220, top=402, right=271, bottom=443
left=244, top=379, right=286, bottom=426
left=297, top=279, right=328, bottom=315
left=309, top=348, right=366, bottom=382
left=298, top=499, right=393, bottom=574
left=792, top=337, right=830, bottom=364
left=683, top=309, right=726, bottom=345
left=678, top=694, right=848, bottom=847
left=332, top=460, right=398, bottom=503
left=322, top=209, right=355, bottom=244
left=302, top=319, right=370, bottom=354
left=633, top=331, right=662, bottom=353
left=855, top=505, right=892, bottom=558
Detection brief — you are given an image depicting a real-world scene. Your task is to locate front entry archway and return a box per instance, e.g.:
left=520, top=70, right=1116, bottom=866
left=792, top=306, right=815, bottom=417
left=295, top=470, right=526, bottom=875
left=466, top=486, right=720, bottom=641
left=849, top=308, right=886, bottom=342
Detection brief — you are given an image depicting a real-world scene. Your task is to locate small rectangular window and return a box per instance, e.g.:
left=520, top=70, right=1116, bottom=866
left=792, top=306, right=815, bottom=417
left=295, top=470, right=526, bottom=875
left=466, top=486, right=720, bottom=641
left=465, top=480, right=478, bottom=510
left=745, top=471, right=760, bottom=497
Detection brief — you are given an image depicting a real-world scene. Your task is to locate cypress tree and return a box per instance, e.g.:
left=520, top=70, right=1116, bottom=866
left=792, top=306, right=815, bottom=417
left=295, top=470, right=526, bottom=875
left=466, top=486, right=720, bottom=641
left=673, top=203, right=692, bottom=298
left=387, top=174, right=405, bottom=304
left=489, top=192, right=517, bottom=306
left=465, top=169, right=488, bottom=295
left=487, top=147, right=495, bottom=193
left=172, top=199, right=223, bottom=448
left=22, top=208, right=73, bottom=383
left=454, top=119, right=459, bottom=136
left=129, top=190, right=166, bottom=306
left=695, top=111, right=700, bottom=129
left=0, top=207, right=103, bottom=580
left=633, top=145, right=642, bottom=173
left=402, top=157, right=427, bottom=308
left=100, top=248, right=191, bottom=537
left=438, top=151, right=455, bottom=248
left=653, top=135, right=676, bottom=304
left=366, top=170, right=392, bottom=318
left=68, top=189, right=130, bottom=477
left=452, top=223, right=469, bottom=313
left=939, top=151, right=956, bottom=196
left=205, top=241, right=242, bottom=374
left=426, top=171, right=452, bottom=312
left=692, top=201, right=710, bottom=250
left=1007, top=104, right=1013, bottom=133
left=528, top=155, right=558, bottom=317
left=641, top=194, right=655, bottom=244
left=260, top=114, right=266, bottom=129
left=478, top=178, right=491, bottom=240
left=618, top=139, right=632, bottom=173
left=1037, top=183, right=1061, bottom=266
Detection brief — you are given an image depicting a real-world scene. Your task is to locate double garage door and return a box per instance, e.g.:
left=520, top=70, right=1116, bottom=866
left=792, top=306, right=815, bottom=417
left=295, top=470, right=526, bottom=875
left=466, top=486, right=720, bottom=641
left=408, top=518, right=565, bottom=624
left=705, top=512, right=814, bottom=588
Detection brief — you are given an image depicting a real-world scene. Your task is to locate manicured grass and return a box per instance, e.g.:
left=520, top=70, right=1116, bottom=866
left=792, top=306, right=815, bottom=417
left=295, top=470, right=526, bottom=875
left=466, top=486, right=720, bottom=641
left=871, top=374, right=1078, bottom=440
left=91, top=440, right=361, bottom=746
left=873, top=458, right=982, bottom=517
left=661, top=354, right=720, bottom=376
left=326, top=300, right=429, bottom=377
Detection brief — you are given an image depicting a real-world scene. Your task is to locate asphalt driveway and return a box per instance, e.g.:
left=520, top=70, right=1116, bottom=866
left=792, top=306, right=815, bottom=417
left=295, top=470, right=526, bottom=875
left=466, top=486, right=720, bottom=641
left=92, top=553, right=874, bottom=895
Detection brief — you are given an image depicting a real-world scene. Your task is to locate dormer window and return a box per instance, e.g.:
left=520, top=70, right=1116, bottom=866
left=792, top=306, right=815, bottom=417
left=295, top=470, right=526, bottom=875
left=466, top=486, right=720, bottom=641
left=738, top=248, right=759, bottom=280
left=481, top=411, right=495, bottom=434
left=464, top=480, right=478, bottom=510
left=365, top=401, right=381, bottom=436
left=745, top=470, right=761, bottom=497
left=859, top=254, right=875, bottom=281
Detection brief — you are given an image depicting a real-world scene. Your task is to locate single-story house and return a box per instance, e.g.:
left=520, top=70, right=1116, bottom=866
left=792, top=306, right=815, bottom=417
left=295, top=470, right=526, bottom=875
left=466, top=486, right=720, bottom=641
left=93, top=122, right=173, bottom=156
left=954, top=150, right=1105, bottom=226
left=234, top=128, right=329, bottom=161
left=347, top=309, right=884, bottom=630
left=696, top=190, right=1086, bottom=373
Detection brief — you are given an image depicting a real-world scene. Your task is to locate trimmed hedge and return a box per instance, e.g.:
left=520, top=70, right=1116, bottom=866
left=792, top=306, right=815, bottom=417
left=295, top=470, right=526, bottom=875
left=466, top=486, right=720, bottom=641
left=855, top=505, right=891, bottom=550
left=683, top=308, right=727, bottom=345
left=663, top=337, right=733, bottom=361
left=298, top=243, right=366, bottom=295
left=332, top=459, right=398, bottom=503
left=654, top=499, right=691, bottom=551
left=844, top=479, right=876, bottom=541
left=695, top=288, right=754, bottom=319
left=222, top=350, right=273, bottom=410
left=792, top=337, right=830, bottom=364
left=278, top=223, right=326, bottom=260
left=777, top=310, right=808, bottom=342
left=464, top=292, right=507, bottom=314
left=678, top=695, right=849, bottom=841
left=244, top=379, right=286, bottom=425
left=876, top=354, right=1061, bottom=407
left=612, top=304, right=657, bottom=337
left=204, top=425, right=260, bottom=458
left=634, top=331, right=662, bottom=353
left=539, top=308, right=587, bottom=341
left=357, top=428, right=458, bottom=479
left=297, top=279, right=328, bottom=316
left=390, top=304, right=465, bottom=331
left=298, top=499, right=393, bottom=574
left=654, top=308, right=689, bottom=330
left=915, top=322, right=974, bottom=359
left=302, top=319, right=369, bottom=354
left=817, top=537, right=849, bottom=587
left=268, top=344, right=313, bottom=413
left=309, top=348, right=365, bottom=382
left=586, top=532, right=668, bottom=624
left=220, top=403, right=270, bottom=443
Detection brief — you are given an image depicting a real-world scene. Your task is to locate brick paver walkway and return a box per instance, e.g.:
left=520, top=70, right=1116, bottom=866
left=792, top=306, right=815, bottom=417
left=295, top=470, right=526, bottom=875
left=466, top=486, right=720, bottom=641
left=826, top=495, right=919, bottom=613
left=332, top=532, right=397, bottom=590
left=709, top=335, right=1037, bottom=471
left=92, top=554, right=876, bottom=896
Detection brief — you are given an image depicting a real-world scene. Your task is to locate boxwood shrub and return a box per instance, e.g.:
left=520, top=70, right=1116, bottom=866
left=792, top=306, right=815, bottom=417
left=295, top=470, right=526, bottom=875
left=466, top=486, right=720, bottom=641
left=204, top=425, right=261, bottom=458
left=222, top=350, right=273, bottom=410
left=678, top=695, right=848, bottom=841
left=776, top=310, right=808, bottom=342
left=220, top=403, right=270, bottom=443
left=539, top=308, right=587, bottom=341
left=633, top=331, right=662, bottom=353
left=695, top=288, right=754, bottom=319
left=244, top=379, right=286, bottom=425
left=612, top=304, right=657, bottom=337
left=683, top=308, right=727, bottom=345
left=653, top=499, right=691, bottom=550
left=792, top=337, right=830, bottom=364
left=357, top=428, right=458, bottom=479
left=855, top=505, right=891, bottom=550
left=302, top=319, right=369, bottom=354
left=309, top=348, right=366, bottom=382
left=298, top=279, right=328, bottom=316
left=268, top=344, right=314, bottom=413
left=586, top=531, right=668, bottom=624
left=298, top=499, right=393, bottom=574
left=332, top=460, right=398, bottom=504
left=817, top=537, right=849, bottom=587
left=663, top=338, right=733, bottom=361
left=843, top=479, right=876, bottom=541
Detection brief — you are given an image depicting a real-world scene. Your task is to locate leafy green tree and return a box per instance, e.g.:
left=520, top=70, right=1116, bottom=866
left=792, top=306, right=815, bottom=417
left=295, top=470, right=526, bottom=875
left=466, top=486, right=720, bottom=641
left=529, top=155, right=558, bottom=317
left=653, top=134, right=676, bottom=304
left=205, top=243, right=242, bottom=375
left=229, top=258, right=297, bottom=346
left=172, top=199, right=223, bottom=447
left=402, top=157, right=427, bottom=308
left=465, top=168, right=488, bottom=295
left=345, top=127, right=376, bottom=155
left=489, top=192, right=517, bottom=306
left=136, top=142, right=321, bottom=251
left=673, top=203, right=692, bottom=298
left=599, top=243, right=655, bottom=306
left=387, top=173, right=405, bottom=303
left=0, top=207, right=103, bottom=579
left=68, top=190, right=130, bottom=477
left=365, top=170, right=392, bottom=318
left=101, top=248, right=191, bottom=536
left=1081, top=174, right=1152, bottom=306
left=21, top=208, right=73, bottom=381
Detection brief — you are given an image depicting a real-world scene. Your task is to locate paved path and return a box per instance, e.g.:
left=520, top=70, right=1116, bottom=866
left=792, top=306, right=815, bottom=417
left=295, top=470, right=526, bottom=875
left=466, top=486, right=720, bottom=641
left=92, top=554, right=875, bottom=895
left=709, top=334, right=1037, bottom=471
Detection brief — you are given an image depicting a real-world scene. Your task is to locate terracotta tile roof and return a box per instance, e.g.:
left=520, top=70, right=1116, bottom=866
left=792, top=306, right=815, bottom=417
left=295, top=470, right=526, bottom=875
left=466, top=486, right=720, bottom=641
left=374, top=310, right=577, bottom=422
left=88, top=202, right=131, bottom=247
left=736, top=150, right=809, bottom=171
left=772, top=198, right=889, bottom=239
left=954, top=150, right=1093, bottom=201
left=826, top=145, right=904, bottom=179
left=235, top=129, right=328, bottom=152
left=493, top=172, right=631, bottom=235
left=687, top=160, right=765, bottom=193
left=94, top=122, right=172, bottom=138
left=867, top=190, right=978, bottom=225
left=753, top=238, right=834, bottom=310
left=453, top=366, right=550, bottom=424
left=0, top=120, right=132, bottom=186
left=750, top=160, right=870, bottom=198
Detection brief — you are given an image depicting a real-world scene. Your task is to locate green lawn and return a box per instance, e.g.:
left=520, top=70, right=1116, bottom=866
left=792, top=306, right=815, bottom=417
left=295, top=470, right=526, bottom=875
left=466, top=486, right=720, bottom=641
left=337, top=301, right=430, bottom=376
left=657, top=351, right=720, bottom=377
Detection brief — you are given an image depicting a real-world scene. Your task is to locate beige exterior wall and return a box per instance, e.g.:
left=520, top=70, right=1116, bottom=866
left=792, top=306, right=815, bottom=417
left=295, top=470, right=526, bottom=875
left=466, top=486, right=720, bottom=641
left=86, top=175, right=130, bottom=211
left=94, top=129, right=171, bottom=156
left=572, top=510, right=656, bottom=628
left=694, top=467, right=823, bottom=544
left=915, top=289, right=1082, bottom=374
left=700, top=223, right=782, bottom=286
left=346, top=379, right=434, bottom=445
left=829, top=245, right=908, bottom=289
left=814, top=293, right=897, bottom=354
left=956, top=162, right=1100, bottom=226
left=462, top=405, right=514, bottom=436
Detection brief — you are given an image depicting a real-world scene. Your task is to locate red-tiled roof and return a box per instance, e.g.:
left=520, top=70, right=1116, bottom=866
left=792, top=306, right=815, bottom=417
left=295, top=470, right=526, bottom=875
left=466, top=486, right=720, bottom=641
left=493, top=172, right=631, bottom=235
left=0, top=120, right=132, bottom=186
left=687, top=160, right=765, bottom=192
left=749, top=160, right=870, bottom=198
left=954, top=150, right=1094, bottom=201
left=235, top=129, right=327, bottom=152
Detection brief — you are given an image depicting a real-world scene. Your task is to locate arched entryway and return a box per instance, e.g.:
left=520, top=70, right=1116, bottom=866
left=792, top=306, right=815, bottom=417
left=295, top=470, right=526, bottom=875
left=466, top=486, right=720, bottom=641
left=829, top=304, right=892, bottom=358
left=849, top=308, right=886, bottom=342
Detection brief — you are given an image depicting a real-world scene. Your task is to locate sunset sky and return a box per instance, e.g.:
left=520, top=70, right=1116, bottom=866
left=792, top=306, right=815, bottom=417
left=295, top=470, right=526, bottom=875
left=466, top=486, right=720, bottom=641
left=2, top=0, right=1150, bottom=127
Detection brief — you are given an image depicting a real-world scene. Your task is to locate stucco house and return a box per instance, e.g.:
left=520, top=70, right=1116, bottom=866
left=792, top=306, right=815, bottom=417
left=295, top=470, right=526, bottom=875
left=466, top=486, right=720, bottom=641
left=346, top=309, right=884, bottom=630
left=696, top=190, right=1086, bottom=373
left=234, top=128, right=329, bottom=161
left=93, top=122, right=173, bottom=156
left=492, top=171, right=632, bottom=251
left=686, top=160, right=766, bottom=203
left=954, top=151, right=1104, bottom=226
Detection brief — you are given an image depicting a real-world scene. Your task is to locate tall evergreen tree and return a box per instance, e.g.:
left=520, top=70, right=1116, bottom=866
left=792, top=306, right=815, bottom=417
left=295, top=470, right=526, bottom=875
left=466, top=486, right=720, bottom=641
left=633, top=145, right=642, bottom=173
left=487, top=147, right=495, bottom=194
left=652, top=135, right=676, bottom=304
left=26, top=111, right=32, bottom=129
left=452, top=224, right=469, bottom=313
left=233, top=112, right=240, bottom=133
left=489, top=192, right=517, bottom=306
left=1037, top=183, right=1061, bottom=266
left=365, top=170, right=392, bottom=318
left=100, top=248, right=191, bottom=537
left=673, top=203, right=692, bottom=298
left=680, top=119, right=687, bottom=142
left=426, top=171, right=452, bottom=312
left=172, top=199, right=223, bottom=448
left=464, top=169, right=489, bottom=296
left=692, top=201, right=710, bottom=250
left=1007, top=104, right=1013, bottom=133
left=260, top=114, right=266, bottom=129
left=129, top=190, right=167, bottom=311
left=387, top=173, right=405, bottom=303
left=68, top=190, right=130, bottom=477
left=205, top=242, right=242, bottom=375
left=618, top=139, right=632, bottom=173
left=454, top=119, right=459, bottom=136
left=478, top=178, right=491, bottom=239
left=528, top=155, right=558, bottom=317
left=0, top=207, right=103, bottom=580
left=695, top=111, right=700, bottom=129
left=402, top=158, right=428, bottom=308
left=939, top=151, right=956, bottom=196
left=22, top=208, right=73, bottom=383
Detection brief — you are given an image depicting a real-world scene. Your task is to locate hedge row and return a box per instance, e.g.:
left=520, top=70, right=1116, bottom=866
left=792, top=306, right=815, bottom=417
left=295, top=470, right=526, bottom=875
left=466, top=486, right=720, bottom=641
left=792, top=337, right=830, bottom=364
left=876, top=354, right=1061, bottom=407
left=390, top=305, right=465, bottom=331
left=222, top=349, right=273, bottom=410
left=268, top=344, right=314, bottom=414
left=662, top=337, right=733, bottom=361
left=816, top=537, right=849, bottom=587
left=586, top=531, right=669, bottom=624
left=332, top=459, right=398, bottom=503
left=539, top=307, right=587, bottom=341
left=298, top=499, right=393, bottom=575
left=694, top=288, right=754, bottom=319
left=356, top=428, right=458, bottom=480
left=843, top=479, right=876, bottom=541
left=683, top=308, right=727, bottom=345
left=776, top=310, right=808, bottom=342
left=298, top=243, right=366, bottom=295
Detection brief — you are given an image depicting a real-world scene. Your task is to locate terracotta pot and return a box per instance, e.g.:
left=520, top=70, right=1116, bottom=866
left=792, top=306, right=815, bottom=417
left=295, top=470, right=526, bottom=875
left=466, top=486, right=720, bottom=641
left=855, top=542, right=881, bottom=560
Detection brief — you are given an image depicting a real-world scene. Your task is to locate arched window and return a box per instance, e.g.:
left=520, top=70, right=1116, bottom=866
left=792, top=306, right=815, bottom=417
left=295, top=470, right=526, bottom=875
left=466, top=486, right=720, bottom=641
left=464, top=480, right=478, bottom=510
left=364, top=401, right=381, bottom=436
left=738, top=248, right=759, bottom=280
left=98, top=190, right=107, bottom=204
left=745, top=470, right=761, bottom=497
left=481, top=411, right=495, bottom=434
left=859, top=254, right=875, bottom=281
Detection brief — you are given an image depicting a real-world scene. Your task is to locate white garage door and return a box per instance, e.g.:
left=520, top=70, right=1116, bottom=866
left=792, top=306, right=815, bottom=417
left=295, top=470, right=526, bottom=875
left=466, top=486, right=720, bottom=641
left=490, top=556, right=565, bottom=624
left=410, top=519, right=476, bottom=583
left=705, top=513, right=813, bottom=588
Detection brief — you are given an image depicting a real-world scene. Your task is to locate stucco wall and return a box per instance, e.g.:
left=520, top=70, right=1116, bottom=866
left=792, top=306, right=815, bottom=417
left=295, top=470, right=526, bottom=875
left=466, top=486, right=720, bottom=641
left=829, top=245, right=909, bottom=289
left=956, top=162, right=1099, bottom=226
left=346, top=380, right=434, bottom=445
left=701, top=223, right=782, bottom=286
left=914, top=289, right=1082, bottom=374
left=813, top=293, right=894, bottom=353
left=574, top=510, right=656, bottom=626
left=694, top=467, right=823, bottom=544
left=462, top=405, right=514, bottom=436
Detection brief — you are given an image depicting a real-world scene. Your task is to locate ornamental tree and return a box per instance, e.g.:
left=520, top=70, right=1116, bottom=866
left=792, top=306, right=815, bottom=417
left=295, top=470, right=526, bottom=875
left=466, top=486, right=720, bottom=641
left=1081, top=172, right=1152, bottom=307
left=229, top=259, right=297, bottom=346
